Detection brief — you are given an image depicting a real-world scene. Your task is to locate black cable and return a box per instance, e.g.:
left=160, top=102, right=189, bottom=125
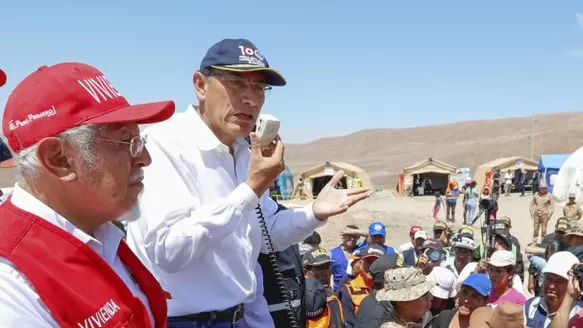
left=291, top=243, right=306, bottom=327
left=256, top=204, right=300, bottom=328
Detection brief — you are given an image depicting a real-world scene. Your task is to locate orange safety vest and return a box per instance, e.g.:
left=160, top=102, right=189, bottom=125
left=306, top=295, right=344, bottom=328
left=345, top=274, right=370, bottom=314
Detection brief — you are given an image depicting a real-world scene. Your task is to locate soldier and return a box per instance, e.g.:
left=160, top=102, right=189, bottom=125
left=530, top=184, right=554, bottom=245
left=563, top=192, right=583, bottom=222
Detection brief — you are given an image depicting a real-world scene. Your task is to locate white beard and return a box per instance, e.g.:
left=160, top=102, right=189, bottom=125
left=117, top=202, right=142, bottom=223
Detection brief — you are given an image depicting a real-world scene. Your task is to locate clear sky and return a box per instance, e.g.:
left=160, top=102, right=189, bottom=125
left=1, top=1, right=583, bottom=143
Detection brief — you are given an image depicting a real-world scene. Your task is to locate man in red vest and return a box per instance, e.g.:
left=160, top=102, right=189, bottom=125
left=0, top=62, right=175, bottom=327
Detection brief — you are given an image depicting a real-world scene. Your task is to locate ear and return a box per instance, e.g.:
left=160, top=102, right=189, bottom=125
left=36, top=138, right=77, bottom=182
left=193, top=71, right=207, bottom=102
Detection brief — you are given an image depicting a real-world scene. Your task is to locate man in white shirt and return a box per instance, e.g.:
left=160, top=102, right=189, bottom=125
left=126, top=38, right=370, bottom=328
left=0, top=62, right=175, bottom=327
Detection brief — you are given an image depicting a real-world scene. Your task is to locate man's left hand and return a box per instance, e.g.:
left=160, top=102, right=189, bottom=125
left=312, top=170, right=370, bottom=221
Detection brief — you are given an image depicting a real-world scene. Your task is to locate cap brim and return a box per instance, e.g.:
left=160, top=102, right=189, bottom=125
left=308, top=260, right=332, bottom=266
left=362, top=254, right=381, bottom=260
left=85, top=101, right=175, bottom=125
left=211, top=65, right=287, bottom=86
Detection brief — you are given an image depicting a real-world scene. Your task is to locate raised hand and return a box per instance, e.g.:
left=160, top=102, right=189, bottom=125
left=246, top=132, right=285, bottom=197
left=312, top=170, right=370, bottom=221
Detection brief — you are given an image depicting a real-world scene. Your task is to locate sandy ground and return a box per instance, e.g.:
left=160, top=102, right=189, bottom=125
left=282, top=191, right=563, bottom=250
left=282, top=191, right=566, bottom=294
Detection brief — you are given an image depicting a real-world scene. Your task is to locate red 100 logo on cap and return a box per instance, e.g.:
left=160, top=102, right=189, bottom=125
left=238, top=46, right=264, bottom=61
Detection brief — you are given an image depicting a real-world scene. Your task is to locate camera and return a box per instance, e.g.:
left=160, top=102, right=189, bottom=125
left=425, top=249, right=446, bottom=263
left=479, top=198, right=493, bottom=210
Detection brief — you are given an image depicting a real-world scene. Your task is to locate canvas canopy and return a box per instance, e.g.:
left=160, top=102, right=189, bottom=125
left=403, top=158, right=457, bottom=176
left=291, top=161, right=371, bottom=199
left=474, top=156, right=538, bottom=191
left=402, top=158, right=457, bottom=195
left=539, top=154, right=569, bottom=193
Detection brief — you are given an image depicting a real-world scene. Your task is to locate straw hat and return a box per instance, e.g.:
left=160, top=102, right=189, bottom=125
left=486, top=302, right=524, bottom=328
left=468, top=306, right=493, bottom=328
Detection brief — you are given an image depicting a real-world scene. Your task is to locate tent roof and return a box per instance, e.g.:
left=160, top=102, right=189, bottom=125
left=478, top=156, right=538, bottom=171
left=403, top=158, right=457, bottom=175
left=300, top=161, right=366, bottom=178
left=539, top=154, right=569, bottom=171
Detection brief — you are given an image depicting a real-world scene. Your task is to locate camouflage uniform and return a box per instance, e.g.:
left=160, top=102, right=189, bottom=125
left=563, top=201, right=583, bottom=221
left=530, top=192, right=554, bottom=243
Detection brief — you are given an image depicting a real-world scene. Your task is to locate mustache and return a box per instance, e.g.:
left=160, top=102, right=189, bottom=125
left=129, top=169, right=144, bottom=184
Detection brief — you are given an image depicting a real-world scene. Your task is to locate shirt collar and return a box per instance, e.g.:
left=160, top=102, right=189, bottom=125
left=10, top=183, right=123, bottom=264
left=185, top=105, right=251, bottom=154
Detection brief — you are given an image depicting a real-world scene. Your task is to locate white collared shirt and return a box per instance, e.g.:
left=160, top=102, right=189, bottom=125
left=125, top=106, right=324, bottom=317
left=524, top=296, right=583, bottom=327
left=0, top=184, right=155, bottom=327
left=242, top=263, right=275, bottom=328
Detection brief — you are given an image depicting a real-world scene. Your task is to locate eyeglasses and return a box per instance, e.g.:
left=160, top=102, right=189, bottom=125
left=208, top=72, right=272, bottom=95
left=93, top=135, right=147, bottom=158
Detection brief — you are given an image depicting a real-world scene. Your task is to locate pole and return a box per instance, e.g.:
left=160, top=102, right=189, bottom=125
left=530, top=115, right=535, bottom=159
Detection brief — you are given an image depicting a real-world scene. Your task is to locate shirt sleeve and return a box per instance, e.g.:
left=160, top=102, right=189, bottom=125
left=259, top=196, right=326, bottom=253
left=132, top=136, right=261, bottom=273
left=0, top=258, right=60, bottom=327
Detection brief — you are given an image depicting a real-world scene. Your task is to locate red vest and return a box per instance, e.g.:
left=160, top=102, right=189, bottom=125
left=0, top=200, right=168, bottom=328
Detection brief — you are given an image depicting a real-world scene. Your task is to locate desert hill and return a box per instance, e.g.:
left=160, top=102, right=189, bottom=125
left=284, top=112, right=583, bottom=188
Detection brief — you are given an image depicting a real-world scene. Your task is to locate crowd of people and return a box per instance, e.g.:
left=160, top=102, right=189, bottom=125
left=0, top=36, right=582, bottom=328
left=297, top=216, right=583, bottom=328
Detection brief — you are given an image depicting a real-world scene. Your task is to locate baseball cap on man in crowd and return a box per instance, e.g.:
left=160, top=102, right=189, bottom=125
left=409, top=224, right=422, bottom=235
left=3, top=62, right=175, bottom=153
left=461, top=273, right=492, bottom=297
left=414, top=230, right=428, bottom=241
left=355, top=244, right=386, bottom=260
left=434, top=220, right=448, bottom=232
left=488, top=250, right=515, bottom=267
left=199, top=38, right=286, bottom=86
left=302, top=248, right=332, bottom=268
left=458, top=227, right=475, bottom=239
left=542, top=251, right=580, bottom=280
left=555, top=218, right=570, bottom=233
left=369, top=221, right=386, bottom=237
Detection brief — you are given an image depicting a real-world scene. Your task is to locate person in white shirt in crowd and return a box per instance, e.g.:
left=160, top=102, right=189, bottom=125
left=125, top=38, right=369, bottom=328
left=0, top=62, right=175, bottom=327
left=441, top=235, right=477, bottom=281
left=459, top=240, right=525, bottom=297
left=398, top=224, right=422, bottom=253
left=524, top=251, right=582, bottom=327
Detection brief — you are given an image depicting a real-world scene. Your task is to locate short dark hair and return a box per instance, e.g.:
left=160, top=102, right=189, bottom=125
left=304, top=231, right=321, bottom=245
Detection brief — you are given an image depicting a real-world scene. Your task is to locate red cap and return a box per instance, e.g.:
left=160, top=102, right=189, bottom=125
left=3, top=62, right=175, bottom=152
left=409, top=225, right=422, bottom=234
left=0, top=68, right=6, bottom=87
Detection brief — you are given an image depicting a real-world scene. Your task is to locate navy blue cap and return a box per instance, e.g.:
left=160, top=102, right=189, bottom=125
left=199, top=38, right=286, bottom=86
left=354, top=244, right=386, bottom=259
